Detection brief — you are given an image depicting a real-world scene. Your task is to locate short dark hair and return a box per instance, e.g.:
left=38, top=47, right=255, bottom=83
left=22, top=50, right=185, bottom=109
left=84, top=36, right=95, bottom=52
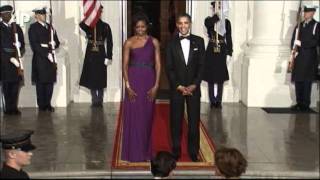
left=214, top=147, right=247, bottom=178
left=151, top=151, right=176, bottom=178
left=176, top=13, right=192, bottom=23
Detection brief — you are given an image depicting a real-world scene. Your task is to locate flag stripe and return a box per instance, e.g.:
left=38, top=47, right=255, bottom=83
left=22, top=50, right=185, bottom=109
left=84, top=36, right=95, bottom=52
left=83, top=0, right=101, bottom=28
left=84, top=0, right=101, bottom=27
left=84, top=0, right=96, bottom=17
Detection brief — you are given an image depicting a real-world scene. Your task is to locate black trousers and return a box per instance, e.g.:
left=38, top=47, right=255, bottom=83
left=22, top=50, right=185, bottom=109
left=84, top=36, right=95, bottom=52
left=208, top=83, right=223, bottom=103
left=170, top=94, right=200, bottom=158
left=295, top=81, right=312, bottom=107
left=2, top=82, right=20, bottom=111
left=36, top=83, right=54, bottom=109
left=90, top=89, right=104, bottom=104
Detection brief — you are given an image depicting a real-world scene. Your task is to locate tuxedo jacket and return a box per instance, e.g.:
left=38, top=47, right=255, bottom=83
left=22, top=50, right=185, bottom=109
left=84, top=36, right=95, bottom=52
left=166, top=34, right=205, bottom=97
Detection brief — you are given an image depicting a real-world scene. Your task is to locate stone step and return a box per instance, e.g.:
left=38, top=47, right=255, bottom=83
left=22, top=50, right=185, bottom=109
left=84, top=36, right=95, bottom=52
left=29, top=170, right=319, bottom=179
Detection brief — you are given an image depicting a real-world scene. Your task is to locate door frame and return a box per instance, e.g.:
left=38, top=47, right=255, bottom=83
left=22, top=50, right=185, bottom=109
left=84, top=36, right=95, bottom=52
left=121, top=0, right=192, bottom=45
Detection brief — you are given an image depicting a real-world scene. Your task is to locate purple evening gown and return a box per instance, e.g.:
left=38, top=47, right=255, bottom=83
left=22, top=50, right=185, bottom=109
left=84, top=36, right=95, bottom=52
left=121, top=36, right=156, bottom=162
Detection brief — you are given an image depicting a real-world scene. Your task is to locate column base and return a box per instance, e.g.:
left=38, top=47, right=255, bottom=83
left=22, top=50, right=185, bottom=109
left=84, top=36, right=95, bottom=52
left=241, top=51, right=319, bottom=107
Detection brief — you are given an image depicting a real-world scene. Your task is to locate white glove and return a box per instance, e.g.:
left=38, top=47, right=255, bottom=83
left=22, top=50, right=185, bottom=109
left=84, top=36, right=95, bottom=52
left=48, top=53, right=54, bottom=63
left=13, top=41, right=21, bottom=48
left=291, top=50, right=299, bottom=58
left=10, top=57, right=20, bottom=67
left=104, top=58, right=112, bottom=66
left=227, top=55, right=232, bottom=64
left=49, top=41, right=56, bottom=48
left=294, top=40, right=301, bottom=47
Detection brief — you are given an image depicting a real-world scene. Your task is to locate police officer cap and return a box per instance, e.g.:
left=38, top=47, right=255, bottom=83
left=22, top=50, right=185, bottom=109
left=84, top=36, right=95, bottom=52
left=0, top=130, right=36, bottom=152
left=32, top=7, right=47, bottom=15
left=304, top=5, right=318, bottom=12
left=0, top=5, right=13, bottom=14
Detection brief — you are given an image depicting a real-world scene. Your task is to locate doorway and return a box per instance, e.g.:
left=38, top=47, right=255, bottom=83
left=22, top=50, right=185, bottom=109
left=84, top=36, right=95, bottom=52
left=127, top=0, right=187, bottom=99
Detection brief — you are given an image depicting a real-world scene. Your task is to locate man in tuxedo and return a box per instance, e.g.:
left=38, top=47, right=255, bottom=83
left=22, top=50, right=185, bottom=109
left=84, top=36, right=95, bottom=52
left=166, top=13, right=205, bottom=162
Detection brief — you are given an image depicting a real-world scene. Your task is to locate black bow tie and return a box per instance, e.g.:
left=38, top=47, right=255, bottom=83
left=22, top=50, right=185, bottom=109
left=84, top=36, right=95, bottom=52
left=179, top=35, right=190, bottom=40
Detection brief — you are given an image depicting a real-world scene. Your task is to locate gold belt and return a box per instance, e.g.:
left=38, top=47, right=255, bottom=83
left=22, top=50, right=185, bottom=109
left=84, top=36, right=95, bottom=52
left=209, top=39, right=225, bottom=44
left=88, top=40, right=104, bottom=45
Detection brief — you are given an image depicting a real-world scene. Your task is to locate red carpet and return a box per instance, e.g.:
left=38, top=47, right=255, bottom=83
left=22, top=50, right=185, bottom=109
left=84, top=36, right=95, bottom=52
left=112, top=101, right=215, bottom=170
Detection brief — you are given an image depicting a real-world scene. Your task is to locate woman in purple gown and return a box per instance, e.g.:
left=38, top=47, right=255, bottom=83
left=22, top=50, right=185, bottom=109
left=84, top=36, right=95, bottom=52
left=121, top=13, right=161, bottom=162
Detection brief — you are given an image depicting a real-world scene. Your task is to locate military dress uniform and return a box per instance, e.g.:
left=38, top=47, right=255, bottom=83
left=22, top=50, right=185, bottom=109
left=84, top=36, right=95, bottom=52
left=0, top=130, right=36, bottom=179
left=203, top=12, right=233, bottom=108
left=0, top=164, right=29, bottom=179
left=0, top=5, right=25, bottom=115
left=28, top=8, right=60, bottom=111
left=290, top=6, right=319, bottom=111
left=79, top=19, right=113, bottom=107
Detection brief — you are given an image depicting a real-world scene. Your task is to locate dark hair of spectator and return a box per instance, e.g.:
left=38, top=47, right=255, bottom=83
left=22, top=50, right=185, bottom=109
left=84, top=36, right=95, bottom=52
left=215, top=147, right=247, bottom=178
left=151, top=151, right=177, bottom=178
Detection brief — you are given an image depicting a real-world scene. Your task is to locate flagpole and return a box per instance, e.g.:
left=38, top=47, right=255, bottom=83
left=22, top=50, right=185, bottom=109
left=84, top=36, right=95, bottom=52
left=213, top=0, right=220, bottom=53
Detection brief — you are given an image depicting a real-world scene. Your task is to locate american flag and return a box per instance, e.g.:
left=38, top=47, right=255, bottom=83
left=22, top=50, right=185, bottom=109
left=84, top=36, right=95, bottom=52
left=83, top=0, right=102, bottom=28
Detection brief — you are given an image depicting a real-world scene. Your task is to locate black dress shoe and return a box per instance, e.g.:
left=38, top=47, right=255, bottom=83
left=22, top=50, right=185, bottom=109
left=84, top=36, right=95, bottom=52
left=190, top=156, right=200, bottom=162
left=300, top=105, right=311, bottom=112
left=12, top=109, right=21, bottom=115
left=4, top=110, right=12, bottom=115
left=210, top=102, right=215, bottom=109
left=38, top=106, right=47, bottom=111
left=172, top=153, right=181, bottom=161
left=216, top=102, right=222, bottom=109
left=47, top=106, right=55, bottom=112
left=91, top=103, right=101, bottom=108
left=290, top=104, right=301, bottom=111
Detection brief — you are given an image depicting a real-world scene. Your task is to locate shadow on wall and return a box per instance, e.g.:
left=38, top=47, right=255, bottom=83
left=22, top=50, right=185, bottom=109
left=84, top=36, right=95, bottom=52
left=263, top=9, right=299, bottom=107
left=231, top=41, right=247, bottom=102
left=53, top=17, right=79, bottom=105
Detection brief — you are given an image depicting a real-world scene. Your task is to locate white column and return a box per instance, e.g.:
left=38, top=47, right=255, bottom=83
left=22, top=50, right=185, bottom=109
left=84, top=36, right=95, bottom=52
left=242, top=1, right=319, bottom=107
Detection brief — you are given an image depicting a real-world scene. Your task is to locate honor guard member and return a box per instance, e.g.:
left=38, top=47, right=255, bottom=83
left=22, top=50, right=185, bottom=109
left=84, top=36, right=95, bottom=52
left=203, top=1, right=233, bottom=109
left=0, top=130, right=36, bottom=179
left=290, top=5, right=319, bottom=111
left=28, top=7, right=60, bottom=112
left=79, top=5, right=113, bottom=107
left=0, top=5, right=25, bottom=115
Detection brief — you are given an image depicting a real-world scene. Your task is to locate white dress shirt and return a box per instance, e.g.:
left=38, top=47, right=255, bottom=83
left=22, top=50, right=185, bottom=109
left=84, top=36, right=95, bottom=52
left=179, top=33, right=190, bottom=65
left=3, top=21, right=9, bottom=27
